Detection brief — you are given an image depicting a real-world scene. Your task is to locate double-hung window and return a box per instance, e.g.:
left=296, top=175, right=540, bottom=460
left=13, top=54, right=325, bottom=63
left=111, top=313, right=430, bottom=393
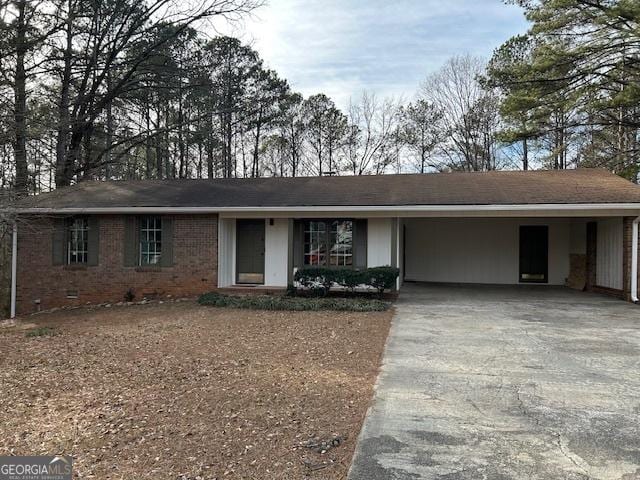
left=67, top=217, right=89, bottom=264
left=140, top=216, right=162, bottom=265
left=303, top=219, right=353, bottom=267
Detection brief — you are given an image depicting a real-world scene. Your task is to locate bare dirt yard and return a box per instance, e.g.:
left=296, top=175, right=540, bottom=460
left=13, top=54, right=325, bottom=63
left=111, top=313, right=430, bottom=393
left=0, top=301, right=392, bottom=479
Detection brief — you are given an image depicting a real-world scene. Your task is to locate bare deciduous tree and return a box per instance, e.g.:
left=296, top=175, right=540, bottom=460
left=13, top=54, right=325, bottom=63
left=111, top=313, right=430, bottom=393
left=343, top=92, right=401, bottom=175
left=421, top=55, right=501, bottom=172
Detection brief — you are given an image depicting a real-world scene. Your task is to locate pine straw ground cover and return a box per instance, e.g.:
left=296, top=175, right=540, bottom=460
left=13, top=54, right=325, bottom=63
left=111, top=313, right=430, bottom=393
left=0, top=301, right=392, bottom=479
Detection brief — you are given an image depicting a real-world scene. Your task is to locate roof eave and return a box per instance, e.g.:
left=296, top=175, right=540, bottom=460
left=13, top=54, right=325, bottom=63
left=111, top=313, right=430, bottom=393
left=11, top=203, right=640, bottom=218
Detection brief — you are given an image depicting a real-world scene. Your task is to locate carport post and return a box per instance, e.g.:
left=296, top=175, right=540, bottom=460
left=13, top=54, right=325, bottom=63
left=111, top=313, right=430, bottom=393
left=632, top=216, right=640, bottom=303
left=10, top=220, right=17, bottom=318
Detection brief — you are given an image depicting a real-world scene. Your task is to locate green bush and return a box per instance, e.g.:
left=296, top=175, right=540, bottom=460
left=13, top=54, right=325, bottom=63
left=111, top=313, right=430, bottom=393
left=293, top=267, right=334, bottom=294
left=366, top=266, right=401, bottom=295
left=25, top=326, right=56, bottom=338
left=198, top=292, right=390, bottom=312
left=293, top=266, right=399, bottom=296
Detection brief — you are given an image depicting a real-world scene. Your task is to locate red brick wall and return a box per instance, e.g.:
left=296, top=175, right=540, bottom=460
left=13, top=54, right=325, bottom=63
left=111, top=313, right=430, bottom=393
left=16, top=214, right=218, bottom=314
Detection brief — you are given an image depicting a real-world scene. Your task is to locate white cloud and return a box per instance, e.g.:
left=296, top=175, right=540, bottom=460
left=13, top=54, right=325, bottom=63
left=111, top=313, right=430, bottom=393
left=217, top=0, right=529, bottom=109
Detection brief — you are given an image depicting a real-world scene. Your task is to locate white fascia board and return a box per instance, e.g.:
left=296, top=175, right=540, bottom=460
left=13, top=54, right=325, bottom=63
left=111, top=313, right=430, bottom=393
left=13, top=203, right=640, bottom=217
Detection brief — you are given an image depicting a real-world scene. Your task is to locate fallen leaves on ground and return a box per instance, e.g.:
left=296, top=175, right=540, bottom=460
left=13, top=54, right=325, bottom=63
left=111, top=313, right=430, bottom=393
left=0, top=301, right=391, bottom=479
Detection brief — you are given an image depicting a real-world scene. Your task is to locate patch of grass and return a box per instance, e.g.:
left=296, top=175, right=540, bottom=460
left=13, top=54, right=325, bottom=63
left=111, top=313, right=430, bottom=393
left=198, top=292, right=390, bottom=312
left=25, top=326, right=57, bottom=338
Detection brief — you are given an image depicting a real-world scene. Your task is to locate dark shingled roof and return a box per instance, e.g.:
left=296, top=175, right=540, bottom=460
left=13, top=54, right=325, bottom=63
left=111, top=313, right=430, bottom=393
left=17, top=168, right=640, bottom=210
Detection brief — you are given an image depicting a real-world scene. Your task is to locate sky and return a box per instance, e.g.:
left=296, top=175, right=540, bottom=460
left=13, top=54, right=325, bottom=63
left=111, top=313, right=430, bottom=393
left=222, top=0, right=530, bottom=109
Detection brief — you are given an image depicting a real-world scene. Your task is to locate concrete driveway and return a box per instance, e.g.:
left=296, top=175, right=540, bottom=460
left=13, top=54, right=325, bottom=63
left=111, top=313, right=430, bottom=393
left=349, top=284, right=640, bottom=480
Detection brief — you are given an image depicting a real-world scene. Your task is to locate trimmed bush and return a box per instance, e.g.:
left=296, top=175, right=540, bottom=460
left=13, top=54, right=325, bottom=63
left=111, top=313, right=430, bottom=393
left=293, top=266, right=400, bottom=297
left=366, top=266, right=401, bottom=295
left=198, top=292, right=390, bottom=312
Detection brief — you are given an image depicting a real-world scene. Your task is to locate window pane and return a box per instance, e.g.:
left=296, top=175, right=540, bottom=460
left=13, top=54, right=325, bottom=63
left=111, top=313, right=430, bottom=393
left=330, top=220, right=353, bottom=267
left=140, top=216, right=162, bottom=265
left=67, top=217, right=89, bottom=264
left=303, top=221, right=327, bottom=266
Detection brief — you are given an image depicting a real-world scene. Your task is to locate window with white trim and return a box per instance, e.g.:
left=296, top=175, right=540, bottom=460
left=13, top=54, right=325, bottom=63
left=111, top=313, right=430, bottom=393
left=67, top=217, right=89, bottom=264
left=140, top=216, right=162, bottom=265
left=303, top=219, right=353, bottom=267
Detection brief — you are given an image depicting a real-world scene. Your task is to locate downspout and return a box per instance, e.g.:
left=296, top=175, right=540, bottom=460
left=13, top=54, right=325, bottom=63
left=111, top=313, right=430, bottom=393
left=10, top=221, right=17, bottom=318
left=632, top=215, right=640, bottom=303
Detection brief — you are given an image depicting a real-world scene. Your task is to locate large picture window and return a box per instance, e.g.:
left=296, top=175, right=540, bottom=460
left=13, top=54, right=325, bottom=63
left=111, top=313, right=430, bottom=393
left=304, top=220, right=353, bottom=267
left=140, top=216, right=162, bottom=265
left=67, top=217, right=89, bottom=264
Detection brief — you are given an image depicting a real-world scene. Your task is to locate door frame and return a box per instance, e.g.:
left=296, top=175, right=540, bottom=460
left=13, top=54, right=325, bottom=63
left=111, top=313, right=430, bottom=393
left=235, top=219, right=265, bottom=285
left=519, top=225, right=549, bottom=284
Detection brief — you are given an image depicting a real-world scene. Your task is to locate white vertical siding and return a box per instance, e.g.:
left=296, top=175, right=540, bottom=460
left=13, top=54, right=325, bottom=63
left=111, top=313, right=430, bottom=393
left=404, top=218, right=571, bottom=285
left=596, top=218, right=623, bottom=290
left=397, top=218, right=404, bottom=289
left=367, top=218, right=393, bottom=267
left=217, top=218, right=236, bottom=287
left=264, top=219, right=289, bottom=287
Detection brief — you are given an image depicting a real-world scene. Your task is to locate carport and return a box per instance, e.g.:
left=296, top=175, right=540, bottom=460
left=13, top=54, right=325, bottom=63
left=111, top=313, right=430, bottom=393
left=401, top=215, right=627, bottom=294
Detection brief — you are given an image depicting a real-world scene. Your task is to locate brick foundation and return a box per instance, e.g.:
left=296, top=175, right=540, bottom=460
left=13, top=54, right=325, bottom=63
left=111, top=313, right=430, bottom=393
left=16, top=214, right=218, bottom=315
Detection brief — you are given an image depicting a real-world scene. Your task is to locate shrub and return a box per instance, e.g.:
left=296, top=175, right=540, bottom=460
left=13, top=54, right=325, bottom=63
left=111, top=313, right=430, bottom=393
left=366, top=266, right=401, bottom=296
left=293, top=267, right=333, bottom=294
left=198, top=292, right=390, bottom=312
left=26, top=326, right=56, bottom=338
left=293, top=266, right=399, bottom=296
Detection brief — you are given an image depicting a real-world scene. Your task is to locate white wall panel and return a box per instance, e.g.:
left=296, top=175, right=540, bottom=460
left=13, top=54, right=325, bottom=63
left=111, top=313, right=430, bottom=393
left=569, top=220, right=587, bottom=254
left=264, top=219, right=289, bottom=287
left=404, top=218, right=571, bottom=285
left=217, top=218, right=236, bottom=287
left=596, top=218, right=623, bottom=290
left=368, top=218, right=393, bottom=267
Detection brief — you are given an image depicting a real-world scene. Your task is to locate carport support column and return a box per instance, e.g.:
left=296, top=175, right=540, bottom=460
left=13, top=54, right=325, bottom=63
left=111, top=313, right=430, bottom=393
left=631, top=216, right=640, bottom=303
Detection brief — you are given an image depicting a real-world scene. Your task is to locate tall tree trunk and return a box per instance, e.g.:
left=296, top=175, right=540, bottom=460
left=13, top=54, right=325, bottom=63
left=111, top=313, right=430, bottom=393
left=155, top=106, right=163, bottom=179
left=105, top=68, right=113, bottom=180
left=177, top=88, right=185, bottom=178
left=13, top=0, right=29, bottom=195
left=55, top=0, right=74, bottom=187
left=252, top=107, right=263, bottom=177
left=164, top=105, right=171, bottom=178
left=206, top=114, right=214, bottom=179
left=65, top=127, right=85, bottom=183
left=144, top=93, right=152, bottom=179
left=82, top=127, right=93, bottom=179
left=224, top=112, right=233, bottom=178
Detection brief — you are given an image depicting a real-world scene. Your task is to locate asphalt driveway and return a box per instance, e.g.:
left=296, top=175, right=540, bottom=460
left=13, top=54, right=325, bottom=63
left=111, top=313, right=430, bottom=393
left=349, top=284, right=640, bottom=480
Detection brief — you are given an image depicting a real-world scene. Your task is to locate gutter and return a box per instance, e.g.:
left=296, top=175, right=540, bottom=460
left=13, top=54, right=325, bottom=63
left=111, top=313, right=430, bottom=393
left=632, top=216, right=640, bottom=303
left=11, top=203, right=640, bottom=215
left=10, top=221, right=17, bottom=318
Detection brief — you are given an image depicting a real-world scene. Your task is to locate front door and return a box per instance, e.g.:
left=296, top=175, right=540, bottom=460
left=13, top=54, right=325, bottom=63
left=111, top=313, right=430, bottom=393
left=519, top=225, right=548, bottom=283
left=236, top=220, right=265, bottom=284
